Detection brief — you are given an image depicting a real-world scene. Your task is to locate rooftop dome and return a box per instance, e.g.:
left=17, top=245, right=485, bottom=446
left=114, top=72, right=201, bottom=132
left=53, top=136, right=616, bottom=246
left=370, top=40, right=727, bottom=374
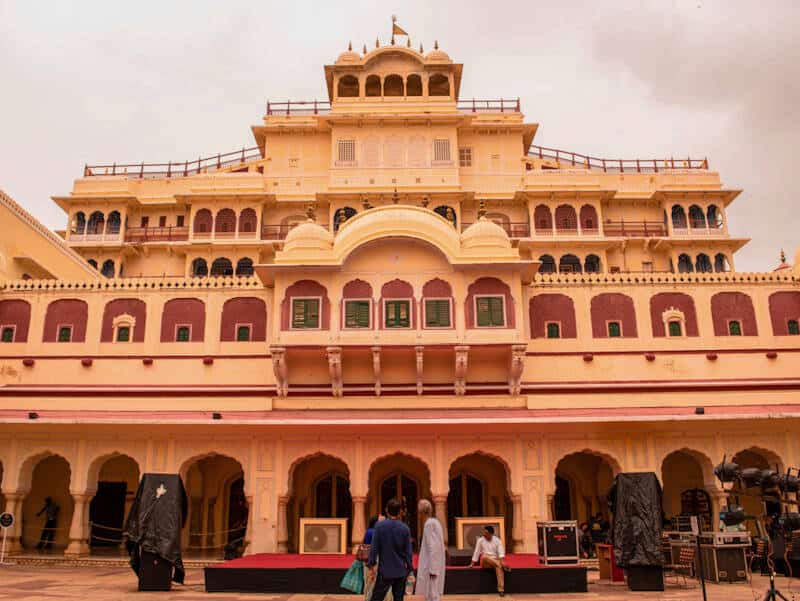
left=460, top=216, right=511, bottom=251
left=335, top=42, right=361, bottom=64
left=283, top=219, right=334, bottom=253
left=425, top=40, right=451, bottom=63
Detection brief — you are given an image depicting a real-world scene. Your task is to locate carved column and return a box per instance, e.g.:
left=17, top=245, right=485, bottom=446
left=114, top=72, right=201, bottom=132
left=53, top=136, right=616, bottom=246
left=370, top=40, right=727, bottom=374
left=276, top=495, right=289, bottom=552
left=454, top=345, right=469, bottom=396
left=327, top=346, right=343, bottom=398
left=3, top=492, right=24, bottom=553
left=271, top=346, right=288, bottom=397
left=512, top=494, right=523, bottom=551
left=710, top=488, right=729, bottom=532
left=415, top=345, right=424, bottom=395
left=351, top=496, right=367, bottom=549
left=432, top=494, right=448, bottom=546
left=65, top=493, right=90, bottom=556
left=371, top=346, right=381, bottom=397
left=509, top=344, right=526, bottom=396
left=243, top=495, right=254, bottom=555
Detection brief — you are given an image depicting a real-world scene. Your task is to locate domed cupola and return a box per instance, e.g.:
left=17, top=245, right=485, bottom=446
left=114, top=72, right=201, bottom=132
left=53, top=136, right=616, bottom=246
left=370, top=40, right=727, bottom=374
left=460, top=202, right=511, bottom=251
left=425, top=40, right=451, bottom=63
left=335, top=41, right=361, bottom=65
left=283, top=207, right=334, bottom=253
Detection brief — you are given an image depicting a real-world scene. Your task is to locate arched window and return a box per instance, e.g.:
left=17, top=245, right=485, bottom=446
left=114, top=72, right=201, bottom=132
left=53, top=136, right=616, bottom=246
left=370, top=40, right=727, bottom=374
left=677, top=253, right=693, bottom=273
left=534, top=205, right=552, bottom=233
left=333, top=206, right=357, bottom=232
left=210, top=257, right=234, bottom=277
left=555, top=205, right=578, bottom=232
left=707, top=205, right=723, bottom=228
left=88, top=259, right=98, bottom=270
left=100, top=259, right=115, bottom=278
left=106, top=211, right=121, bottom=234
left=383, top=74, right=404, bottom=96
left=236, top=257, right=254, bottom=277
left=193, top=209, right=212, bottom=234
left=337, top=75, right=359, bottom=98
left=215, top=208, right=236, bottom=234
left=429, top=73, right=450, bottom=96
left=73, top=212, right=86, bottom=234
left=580, top=205, right=598, bottom=232
left=406, top=74, right=422, bottom=96
left=88, top=211, right=105, bottom=235
left=714, top=253, right=729, bottom=272
left=695, top=253, right=713, bottom=273
left=238, top=208, right=257, bottom=233
left=584, top=254, right=601, bottom=273
left=191, top=258, right=208, bottom=277
left=365, top=75, right=381, bottom=97
left=689, top=205, right=706, bottom=229
left=671, top=205, right=687, bottom=229
left=559, top=254, right=582, bottom=273
left=434, top=205, right=457, bottom=227
left=538, top=254, right=556, bottom=274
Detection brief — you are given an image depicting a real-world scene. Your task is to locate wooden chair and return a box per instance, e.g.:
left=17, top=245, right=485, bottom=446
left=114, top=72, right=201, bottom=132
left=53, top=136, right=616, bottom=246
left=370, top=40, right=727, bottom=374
left=664, top=545, right=697, bottom=586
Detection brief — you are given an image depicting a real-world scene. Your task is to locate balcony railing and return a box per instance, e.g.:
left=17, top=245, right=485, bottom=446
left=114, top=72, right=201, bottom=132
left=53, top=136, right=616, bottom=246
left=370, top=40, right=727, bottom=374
left=69, top=230, right=121, bottom=243
left=124, top=226, right=189, bottom=243
left=604, top=220, right=667, bottom=237
left=265, top=98, right=521, bottom=116
left=461, top=222, right=530, bottom=238
left=84, top=147, right=262, bottom=179
left=528, top=145, right=708, bottom=173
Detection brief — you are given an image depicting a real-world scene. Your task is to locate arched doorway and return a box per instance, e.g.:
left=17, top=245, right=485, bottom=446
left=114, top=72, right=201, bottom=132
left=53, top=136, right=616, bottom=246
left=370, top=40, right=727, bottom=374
left=731, top=448, right=783, bottom=528
left=368, top=454, right=431, bottom=549
left=447, top=453, right=512, bottom=547
left=553, top=451, right=618, bottom=527
left=181, top=454, right=247, bottom=557
left=88, top=454, right=140, bottom=552
left=661, top=450, right=713, bottom=531
left=21, top=455, right=73, bottom=551
left=288, top=454, right=351, bottom=553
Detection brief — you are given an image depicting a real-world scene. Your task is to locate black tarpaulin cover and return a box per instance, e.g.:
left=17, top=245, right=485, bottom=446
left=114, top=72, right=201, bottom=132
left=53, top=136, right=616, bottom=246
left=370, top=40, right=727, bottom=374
left=608, top=472, right=663, bottom=568
left=125, top=473, right=188, bottom=584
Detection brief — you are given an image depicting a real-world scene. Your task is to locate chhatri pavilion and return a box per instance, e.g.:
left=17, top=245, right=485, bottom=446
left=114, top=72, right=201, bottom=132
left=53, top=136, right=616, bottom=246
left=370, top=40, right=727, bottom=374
left=0, top=28, right=799, bottom=559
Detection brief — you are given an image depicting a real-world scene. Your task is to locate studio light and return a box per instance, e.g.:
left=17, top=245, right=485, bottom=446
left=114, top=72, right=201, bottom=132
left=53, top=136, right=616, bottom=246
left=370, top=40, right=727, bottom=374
left=714, top=458, right=740, bottom=483
left=740, top=467, right=763, bottom=488
left=778, top=473, right=800, bottom=494
left=760, top=469, right=780, bottom=491
left=720, top=504, right=747, bottom=527
left=777, top=513, right=800, bottom=532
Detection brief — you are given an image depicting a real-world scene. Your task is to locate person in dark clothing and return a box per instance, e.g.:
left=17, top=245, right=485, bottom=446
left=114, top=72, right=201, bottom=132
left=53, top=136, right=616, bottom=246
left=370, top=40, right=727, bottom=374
left=368, top=499, right=413, bottom=601
left=36, top=497, right=60, bottom=550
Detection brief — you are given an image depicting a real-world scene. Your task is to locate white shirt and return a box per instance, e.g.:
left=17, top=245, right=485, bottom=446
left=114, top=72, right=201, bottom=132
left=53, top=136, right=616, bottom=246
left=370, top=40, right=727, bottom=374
left=472, top=535, right=505, bottom=563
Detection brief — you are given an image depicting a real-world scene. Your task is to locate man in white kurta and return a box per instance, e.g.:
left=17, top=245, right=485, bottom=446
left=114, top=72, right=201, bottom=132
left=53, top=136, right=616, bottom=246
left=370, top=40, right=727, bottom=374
left=416, top=500, right=446, bottom=601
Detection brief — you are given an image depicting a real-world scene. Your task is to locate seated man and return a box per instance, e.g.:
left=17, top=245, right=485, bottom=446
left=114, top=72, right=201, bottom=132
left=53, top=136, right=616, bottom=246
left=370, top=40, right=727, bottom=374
left=471, top=526, right=510, bottom=596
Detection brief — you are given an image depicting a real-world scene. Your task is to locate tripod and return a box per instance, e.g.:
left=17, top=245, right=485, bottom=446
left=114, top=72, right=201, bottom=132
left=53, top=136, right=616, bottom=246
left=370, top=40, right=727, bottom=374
left=763, top=568, right=790, bottom=601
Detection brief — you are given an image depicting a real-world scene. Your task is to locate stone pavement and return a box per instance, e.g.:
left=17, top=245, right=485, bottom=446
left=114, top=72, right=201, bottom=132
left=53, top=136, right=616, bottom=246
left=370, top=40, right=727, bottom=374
left=0, top=565, right=795, bottom=600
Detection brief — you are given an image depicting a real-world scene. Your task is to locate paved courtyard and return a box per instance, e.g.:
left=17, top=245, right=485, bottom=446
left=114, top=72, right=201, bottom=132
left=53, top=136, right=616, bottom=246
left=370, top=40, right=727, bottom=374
left=0, top=565, right=796, bottom=601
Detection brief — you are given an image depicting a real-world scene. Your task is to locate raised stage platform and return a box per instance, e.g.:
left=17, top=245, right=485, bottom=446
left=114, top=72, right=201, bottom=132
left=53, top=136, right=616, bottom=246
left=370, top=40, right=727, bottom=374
left=204, top=553, right=588, bottom=595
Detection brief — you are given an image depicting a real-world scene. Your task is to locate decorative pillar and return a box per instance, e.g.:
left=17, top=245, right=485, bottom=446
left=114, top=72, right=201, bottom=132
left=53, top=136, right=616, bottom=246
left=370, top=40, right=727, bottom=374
left=243, top=495, right=254, bottom=555
left=512, top=494, right=523, bottom=551
left=276, top=495, right=289, bottom=552
left=64, top=493, right=90, bottom=556
left=3, top=493, right=24, bottom=553
left=432, top=494, right=448, bottom=546
left=351, top=496, right=367, bottom=549
left=710, top=488, right=728, bottom=532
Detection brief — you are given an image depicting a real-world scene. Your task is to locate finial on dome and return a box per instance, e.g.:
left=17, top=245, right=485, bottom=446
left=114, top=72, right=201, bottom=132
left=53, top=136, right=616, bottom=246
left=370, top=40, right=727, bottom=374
left=375, top=36, right=380, bottom=48
left=406, top=37, right=411, bottom=48
left=419, top=43, right=424, bottom=53
left=391, top=34, right=395, bottom=45
left=306, top=203, right=316, bottom=222
left=434, top=40, right=439, bottom=50
left=421, top=195, right=430, bottom=208
left=348, top=41, right=352, bottom=51
left=477, top=199, right=487, bottom=219
left=363, top=43, right=367, bottom=54
left=781, top=249, right=786, bottom=263
left=392, top=188, right=400, bottom=204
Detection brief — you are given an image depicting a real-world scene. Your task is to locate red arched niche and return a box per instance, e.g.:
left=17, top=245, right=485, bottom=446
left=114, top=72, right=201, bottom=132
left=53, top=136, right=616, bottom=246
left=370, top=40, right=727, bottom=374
left=465, top=277, right=516, bottom=328
left=529, top=293, right=576, bottom=338
left=342, top=279, right=373, bottom=299
left=221, top=297, right=267, bottom=341
left=160, top=298, right=205, bottom=342
left=590, top=293, right=637, bottom=338
left=768, top=291, right=800, bottom=335
left=100, top=299, right=147, bottom=342
left=650, top=293, right=699, bottom=337
left=0, top=300, right=31, bottom=342
left=281, top=280, right=330, bottom=330
left=710, top=292, right=758, bottom=336
left=379, top=279, right=416, bottom=329
left=43, top=299, right=88, bottom=342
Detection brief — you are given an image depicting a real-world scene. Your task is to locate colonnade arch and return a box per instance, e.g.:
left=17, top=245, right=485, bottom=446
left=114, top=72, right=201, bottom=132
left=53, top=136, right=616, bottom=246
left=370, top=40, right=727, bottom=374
left=730, top=446, right=785, bottom=528
left=86, top=453, right=140, bottom=550
left=660, top=448, right=716, bottom=530
left=552, top=450, right=620, bottom=525
left=20, top=453, right=74, bottom=550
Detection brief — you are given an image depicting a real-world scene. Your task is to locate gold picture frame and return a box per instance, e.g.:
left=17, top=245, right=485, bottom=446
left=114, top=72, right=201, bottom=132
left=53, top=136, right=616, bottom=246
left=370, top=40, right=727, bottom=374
left=298, top=517, right=348, bottom=554
left=455, top=516, right=505, bottom=550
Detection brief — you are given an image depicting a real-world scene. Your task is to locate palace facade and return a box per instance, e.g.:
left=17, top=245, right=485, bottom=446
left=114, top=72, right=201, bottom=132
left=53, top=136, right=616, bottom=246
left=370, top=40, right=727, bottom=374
left=1, top=37, right=799, bottom=558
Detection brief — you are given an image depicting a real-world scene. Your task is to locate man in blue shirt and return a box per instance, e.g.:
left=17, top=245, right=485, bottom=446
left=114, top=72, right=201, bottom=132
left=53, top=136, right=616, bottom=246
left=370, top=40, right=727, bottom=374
left=368, top=498, right=413, bottom=601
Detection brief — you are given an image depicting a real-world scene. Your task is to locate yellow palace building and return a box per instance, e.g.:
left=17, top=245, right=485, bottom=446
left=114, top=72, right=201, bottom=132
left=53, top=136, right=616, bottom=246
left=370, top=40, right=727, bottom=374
left=1, top=34, right=799, bottom=559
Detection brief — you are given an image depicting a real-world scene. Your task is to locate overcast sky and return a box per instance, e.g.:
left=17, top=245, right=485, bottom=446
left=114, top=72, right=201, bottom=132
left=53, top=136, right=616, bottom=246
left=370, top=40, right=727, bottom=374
left=1, top=0, right=797, bottom=271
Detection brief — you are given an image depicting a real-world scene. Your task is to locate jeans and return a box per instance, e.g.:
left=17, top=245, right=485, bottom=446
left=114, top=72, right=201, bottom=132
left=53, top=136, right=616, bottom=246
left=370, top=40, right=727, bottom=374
left=370, top=574, right=406, bottom=601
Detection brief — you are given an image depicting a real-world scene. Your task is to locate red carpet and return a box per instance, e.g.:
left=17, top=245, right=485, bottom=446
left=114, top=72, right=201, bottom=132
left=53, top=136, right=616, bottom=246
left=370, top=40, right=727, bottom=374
left=213, top=552, right=542, bottom=570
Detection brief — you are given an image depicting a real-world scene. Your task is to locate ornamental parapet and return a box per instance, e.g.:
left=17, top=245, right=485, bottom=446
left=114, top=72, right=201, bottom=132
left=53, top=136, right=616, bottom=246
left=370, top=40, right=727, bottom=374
left=532, top=271, right=797, bottom=288
left=0, top=275, right=265, bottom=293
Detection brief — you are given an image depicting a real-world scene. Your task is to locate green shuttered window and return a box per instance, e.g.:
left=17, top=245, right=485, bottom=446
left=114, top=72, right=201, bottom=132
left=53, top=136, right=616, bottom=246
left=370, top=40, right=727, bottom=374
left=58, top=326, right=72, bottom=342
left=668, top=321, right=682, bottom=337
left=345, top=300, right=371, bottom=328
left=476, top=296, right=504, bottom=327
left=788, top=319, right=799, bottom=335
left=116, top=326, right=130, bottom=342
left=546, top=323, right=560, bottom=339
left=425, top=300, right=450, bottom=328
left=236, top=325, right=251, bottom=341
left=175, top=326, right=190, bottom=342
left=1, top=327, right=14, bottom=343
left=292, top=299, right=320, bottom=329
left=728, top=320, right=742, bottom=336
left=607, top=322, right=621, bottom=338
left=385, top=300, right=410, bottom=328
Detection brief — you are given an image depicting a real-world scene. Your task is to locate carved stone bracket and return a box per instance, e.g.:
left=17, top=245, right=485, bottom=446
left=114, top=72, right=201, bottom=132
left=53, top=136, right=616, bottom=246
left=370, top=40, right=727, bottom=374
left=371, top=346, right=381, bottom=397
left=415, top=345, right=424, bottom=395
left=454, top=345, right=469, bottom=396
left=327, top=346, right=343, bottom=397
left=270, top=346, right=288, bottom=398
left=509, top=344, right=526, bottom=396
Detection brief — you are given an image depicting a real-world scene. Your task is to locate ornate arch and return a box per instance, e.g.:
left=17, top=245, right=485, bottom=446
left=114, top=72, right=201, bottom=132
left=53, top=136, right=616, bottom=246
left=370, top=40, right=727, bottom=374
left=285, top=451, right=353, bottom=497
left=177, top=448, right=247, bottom=482
left=657, top=446, right=716, bottom=488
left=445, top=449, right=514, bottom=494
left=84, top=451, right=143, bottom=495
left=15, top=450, right=73, bottom=493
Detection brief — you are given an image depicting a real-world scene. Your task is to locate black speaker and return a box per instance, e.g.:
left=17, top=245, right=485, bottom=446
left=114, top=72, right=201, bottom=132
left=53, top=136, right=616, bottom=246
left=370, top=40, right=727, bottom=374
left=138, top=550, right=173, bottom=591
left=626, top=566, right=664, bottom=591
